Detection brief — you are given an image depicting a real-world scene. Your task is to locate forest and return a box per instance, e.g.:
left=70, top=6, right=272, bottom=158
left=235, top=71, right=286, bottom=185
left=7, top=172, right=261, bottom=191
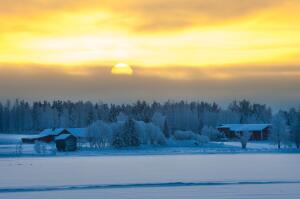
left=0, top=99, right=299, bottom=134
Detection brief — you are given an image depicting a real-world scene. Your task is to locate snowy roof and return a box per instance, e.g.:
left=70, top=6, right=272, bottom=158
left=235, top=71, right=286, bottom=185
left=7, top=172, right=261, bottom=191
left=67, top=128, right=87, bottom=138
left=218, top=124, right=271, bottom=132
left=39, top=128, right=66, bottom=136
left=55, top=134, right=74, bottom=141
left=21, top=134, right=41, bottom=139
left=39, top=128, right=87, bottom=138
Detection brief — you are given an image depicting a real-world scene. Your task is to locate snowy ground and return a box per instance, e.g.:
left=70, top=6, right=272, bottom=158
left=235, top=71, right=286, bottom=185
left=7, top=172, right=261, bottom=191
left=1, top=134, right=300, bottom=198
left=0, top=154, right=300, bottom=198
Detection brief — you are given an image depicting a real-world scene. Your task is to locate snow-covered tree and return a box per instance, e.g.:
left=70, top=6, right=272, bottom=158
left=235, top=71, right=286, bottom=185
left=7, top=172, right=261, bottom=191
left=269, top=113, right=289, bottom=149
left=112, top=118, right=140, bottom=147
left=236, top=131, right=252, bottom=149
left=291, top=112, right=300, bottom=149
left=133, top=120, right=166, bottom=145
left=201, top=126, right=222, bottom=141
left=151, top=112, right=166, bottom=130
left=123, top=118, right=140, bottom=147
left=173, top=130, right=209, bottom=145
left=240, top=131, right=251, bottom=149
left=111, top=121, right=124, bottom=147
left=87, top=120, right=113, bottom=149
left=145, top=123, right=166, bottom=145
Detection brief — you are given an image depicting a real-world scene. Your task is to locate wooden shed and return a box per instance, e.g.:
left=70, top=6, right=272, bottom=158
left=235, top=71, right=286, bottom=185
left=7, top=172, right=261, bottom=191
left=55, top=134, right=77, bottom=152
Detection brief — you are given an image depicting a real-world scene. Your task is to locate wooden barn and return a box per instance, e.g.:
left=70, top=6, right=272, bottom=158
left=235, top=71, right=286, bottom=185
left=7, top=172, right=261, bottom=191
left=55, top=134, right=77, bottom=151
left=217, top=124, right=271, bottom=141
left=21, top=128, right=87, bottom=151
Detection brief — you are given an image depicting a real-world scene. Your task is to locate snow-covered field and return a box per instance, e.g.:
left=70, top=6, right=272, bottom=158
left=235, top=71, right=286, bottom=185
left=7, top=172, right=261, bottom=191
left=1, top=134, right=300, bottom=198
left=0, top=154, right=300, bottom=198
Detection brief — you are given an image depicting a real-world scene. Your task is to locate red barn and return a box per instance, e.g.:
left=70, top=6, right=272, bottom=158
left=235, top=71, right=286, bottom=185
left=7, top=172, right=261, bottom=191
left=22, top=128, right=87, bottom=146
left=217, top=124, right=271, bottom=141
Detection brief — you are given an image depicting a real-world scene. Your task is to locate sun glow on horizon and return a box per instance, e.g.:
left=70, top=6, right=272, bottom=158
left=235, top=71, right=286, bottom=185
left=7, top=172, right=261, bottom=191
left=111, top=63, right=133, bottom=75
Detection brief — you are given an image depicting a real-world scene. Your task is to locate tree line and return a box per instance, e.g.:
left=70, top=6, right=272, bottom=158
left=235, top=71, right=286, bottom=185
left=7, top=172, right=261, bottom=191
left=0, top=99, right=275, bottom=133
left=2, top=99, right=299, bottom=149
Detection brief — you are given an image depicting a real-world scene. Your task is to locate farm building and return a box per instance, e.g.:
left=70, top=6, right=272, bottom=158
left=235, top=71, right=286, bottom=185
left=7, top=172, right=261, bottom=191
left=55, top=134, right=77, bottom=151
left=217, top=124, right=271, bottom=141
left=21, top=128, right=87, bottom=151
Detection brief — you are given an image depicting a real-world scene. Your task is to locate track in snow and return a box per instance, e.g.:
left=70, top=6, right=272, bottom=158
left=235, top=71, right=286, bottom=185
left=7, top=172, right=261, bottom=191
left=1, top=180, right=300, bottom=193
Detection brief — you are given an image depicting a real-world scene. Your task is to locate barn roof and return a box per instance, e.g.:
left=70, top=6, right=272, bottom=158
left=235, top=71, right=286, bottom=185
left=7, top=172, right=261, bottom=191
left=67, top=128, right=87, bottom=138
left=218, top=124, right=271, bottom=132
left=39, top=128, right=66, bottom=136
left=21, top=134, right=41, bottom=140
left=39, top=128, right=87, bottom=138
left=55, top=134, right=74, bottom=141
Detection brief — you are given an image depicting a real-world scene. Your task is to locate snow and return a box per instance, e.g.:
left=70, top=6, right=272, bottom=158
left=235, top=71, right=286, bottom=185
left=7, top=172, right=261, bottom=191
left=55, top=134, right=73, bottom=141
left=2, top=184, right=300, bottom=199
left=223, top=141, right=278, bottom=149
left=39, top=129, right=61, bottom=136
left=37, top=128, right=87, bottom=138
left=0, top=154, right=299, bottom=198
left=0, top=134, right=300, bottom=198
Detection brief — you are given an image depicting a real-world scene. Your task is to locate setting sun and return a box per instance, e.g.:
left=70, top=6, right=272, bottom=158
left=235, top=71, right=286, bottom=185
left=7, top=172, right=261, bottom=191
left=111, top=63, right=133, bottom=75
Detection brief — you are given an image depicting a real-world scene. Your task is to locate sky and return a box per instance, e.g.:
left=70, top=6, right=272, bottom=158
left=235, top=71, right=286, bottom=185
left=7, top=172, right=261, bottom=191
left=0, top=0, right=299, bottom=109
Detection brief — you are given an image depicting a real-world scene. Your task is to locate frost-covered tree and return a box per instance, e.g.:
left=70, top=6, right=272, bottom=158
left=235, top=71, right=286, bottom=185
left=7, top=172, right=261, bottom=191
left=87, top=120, right=113, bottom=149
left=151, top=111, right=166, bottom=130
left=291, top=111, right=300, bottom=149
left=133, top=120, right=166, bottom=145
left=112, top=118, right=140, bottom=147
left=201, top=126, right=222, bottom=141
left=145, top=123, right=166, bottom=145
left=173, top=130, right=209, bottom=145
left=269, top=113, right=289, bottom=149
left=235, top=131, right=252, bottom=149
left=111, top=122, right=125, bottom=148
left=123, top=118, right=140, bottom=147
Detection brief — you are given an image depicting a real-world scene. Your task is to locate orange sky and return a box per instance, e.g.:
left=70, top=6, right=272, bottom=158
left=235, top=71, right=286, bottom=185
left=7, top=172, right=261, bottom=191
left=0, top=0, right=299, bottom=107
left=0, top=0, right=300, bottom=68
